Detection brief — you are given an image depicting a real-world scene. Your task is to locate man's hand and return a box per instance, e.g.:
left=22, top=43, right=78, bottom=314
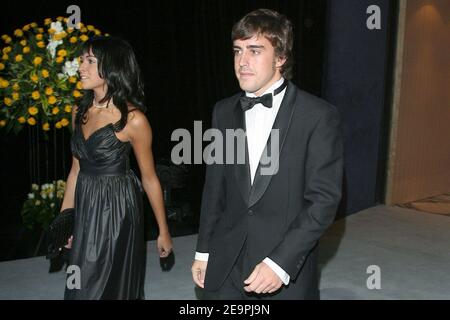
left=192, top=260, right=208, bottom=288
left=244, top=262, right=283, bottom=294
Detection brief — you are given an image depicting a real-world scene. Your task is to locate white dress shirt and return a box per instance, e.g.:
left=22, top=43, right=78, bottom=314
left=195, top=77, right=290, bottom=286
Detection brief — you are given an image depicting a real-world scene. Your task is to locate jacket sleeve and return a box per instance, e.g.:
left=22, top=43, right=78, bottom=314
left=268, top=107, right=344, bottom=279
left=196, top=103, right=226, bottom=253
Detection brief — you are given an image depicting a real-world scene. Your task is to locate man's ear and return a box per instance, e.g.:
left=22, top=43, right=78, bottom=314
left=275, top=55, right=287, bottom=69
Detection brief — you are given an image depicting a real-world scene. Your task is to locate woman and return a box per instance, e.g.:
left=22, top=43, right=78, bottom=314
left=60, top=36, right=173, bottom=299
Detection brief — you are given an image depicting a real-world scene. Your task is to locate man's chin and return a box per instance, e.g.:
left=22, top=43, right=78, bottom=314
left=238, top=81, right=257, bottom=93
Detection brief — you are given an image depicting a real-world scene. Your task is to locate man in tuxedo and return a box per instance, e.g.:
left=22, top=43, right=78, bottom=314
left=191, top=8, right=343, bottom=299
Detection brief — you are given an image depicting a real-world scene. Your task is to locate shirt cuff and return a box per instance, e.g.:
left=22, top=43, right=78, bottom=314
left=263, top=257, right=290, bottom=285
left=195, top=252, right=209, bottom=261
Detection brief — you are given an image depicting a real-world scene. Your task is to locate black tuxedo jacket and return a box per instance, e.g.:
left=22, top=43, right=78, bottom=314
left=196, top=82, right=343, bottom=298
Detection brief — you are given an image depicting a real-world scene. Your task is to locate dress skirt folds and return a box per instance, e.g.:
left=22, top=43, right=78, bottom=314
left=64, top=121, right=146, bottom=300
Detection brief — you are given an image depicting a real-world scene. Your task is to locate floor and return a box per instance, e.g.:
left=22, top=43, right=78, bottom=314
left=0, top=205, right=449, bottom=300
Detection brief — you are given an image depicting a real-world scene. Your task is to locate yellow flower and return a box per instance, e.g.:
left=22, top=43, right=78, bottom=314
left=27, top=117, right=36, bottom=126
left=69, top=36, right=77, bottom=43
left=60, top=118, right=69, bottom=127
left=69, top=76, right=77, bottom=83
left=80, top=35, right=89, bottom=42
left=14, top=29, right=24, bottom=37
left=57, top=49, right=67, bottom=57
left=4, top=97, right=13, bottom=106
left=53, top=32, right=67, bottom=41
left=36, top=34, right=43, bottom=40
left=23, top=46, right=30, bottom=54
left=33, top=56, right=42, bottom=66
left=87, top=25, right=95, bottom=31
left=55, top=122, right=62, bottom=129
left=76, top=81, right=82, bottom=90
left=18, top=116, right=26, bottom=124
left=30, top=74, right=39, bottom=83
left=1, top=35, right=8, bottom=40
left=41, top=69, right=49, bottom=78
left=45, top=87, right=53, bottom=95
left=57, top=16, right=64, bottom=22
left=4, top=37, right=12, bottom=44
left=0, top=120, right=6, bottom=127
left=2, top=54, right=8, bottom=61
left=12, top=92, right=19, bottom=101
left=12, top=83, right=20, bottom=91
left=37, top=41, right=45, bottom=48
left=48, top=28, right=56, bottom=35
left=42, top=123, right=50, bottom=131
left=44, top=18, right=52, bottom=25
left=30, top=22, right=38, bottom=28
left=67, top=28, right=74, bottom=34
left=64, top=105, right=72, bottom=113
left=20, top=39, right=27, bottom=46
left=48, top=96, right=57, bottom=105
left=31, top=91, right=40, bottom=100
left=56, top=56, right=64, bottom=64
left=3, top=46, right=12, bottom=54
left=95, top=29, right=101, bottom=36
left=23, top=24, right=31, bottom=31
left=28, top=106, right=38, bottom=115
left=80, top=27, right=87, bottom=33
left=73, top=90, right=82, bottom=98
left=0, top=63, right=4, bottom=70
left=38, top=28, right=44, bottom=33
left=15, top=55, right=23, bottom=62
left=0, top=79, right=9, bottom=88
left=52, top=107, right=60, bottom=115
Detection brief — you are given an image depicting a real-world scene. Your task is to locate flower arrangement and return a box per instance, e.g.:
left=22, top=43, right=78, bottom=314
left=21, top=180, right=66, bottom=231
left=0, top=17, right=105, bottom=134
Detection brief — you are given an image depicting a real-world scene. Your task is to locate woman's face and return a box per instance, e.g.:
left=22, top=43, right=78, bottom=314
left=78, top=49, right=105, bottom=90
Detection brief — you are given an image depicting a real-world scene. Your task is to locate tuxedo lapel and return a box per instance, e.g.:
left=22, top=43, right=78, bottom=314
left=233, top=97, right=251, bottom=207
left=248, top=82, right=297, bottom=208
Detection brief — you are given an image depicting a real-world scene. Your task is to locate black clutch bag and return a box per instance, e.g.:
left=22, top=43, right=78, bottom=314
left=160, top=251, right=175, bottom=271
left=46, top=208, right=74, bottom=260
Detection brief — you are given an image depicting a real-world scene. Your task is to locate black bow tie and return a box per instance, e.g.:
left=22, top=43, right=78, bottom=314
left=240, top=93, right=273, bottom=111
left=240, top=79, right=288, bottom=112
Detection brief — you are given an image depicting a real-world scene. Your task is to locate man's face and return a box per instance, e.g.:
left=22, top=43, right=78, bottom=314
left=233, top=35, right=285, bottom=96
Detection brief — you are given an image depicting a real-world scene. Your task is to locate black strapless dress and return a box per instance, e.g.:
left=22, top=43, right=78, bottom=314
left=64, top=121, right=146, bottom=300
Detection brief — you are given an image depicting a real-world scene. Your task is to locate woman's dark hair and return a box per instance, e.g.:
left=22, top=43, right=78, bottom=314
left=232, top=9, right=294, bottom=80
left=75, top=36, right=146, bottom=129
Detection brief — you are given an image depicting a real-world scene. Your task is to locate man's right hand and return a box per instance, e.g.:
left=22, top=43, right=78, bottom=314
left=191, top=260, right=208, bottom=288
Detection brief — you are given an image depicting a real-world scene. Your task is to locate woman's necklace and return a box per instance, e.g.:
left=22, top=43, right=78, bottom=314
left=93, top=100, right=109, bottom=109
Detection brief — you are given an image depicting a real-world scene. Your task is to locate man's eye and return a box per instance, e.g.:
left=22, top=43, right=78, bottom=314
left=251, top=50, right=260, bottom=55
left=233, top=49, right=242, bottom=55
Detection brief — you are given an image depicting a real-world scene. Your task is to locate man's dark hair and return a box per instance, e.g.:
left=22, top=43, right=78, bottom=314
left=232, top=9, right=294, bottom=80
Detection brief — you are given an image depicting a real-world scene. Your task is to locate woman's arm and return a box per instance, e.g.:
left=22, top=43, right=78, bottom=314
left=127, top=110, right=173, bottom=257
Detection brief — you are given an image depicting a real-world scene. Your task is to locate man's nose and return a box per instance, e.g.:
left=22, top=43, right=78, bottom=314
left=239, top=51, right=249, bottom=67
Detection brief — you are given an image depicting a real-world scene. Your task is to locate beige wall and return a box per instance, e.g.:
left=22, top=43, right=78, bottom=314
left=386, top=0, right=450, bottom=204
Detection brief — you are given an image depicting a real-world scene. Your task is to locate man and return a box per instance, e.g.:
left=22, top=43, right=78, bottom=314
left=192, top=9, right=343, bottom=299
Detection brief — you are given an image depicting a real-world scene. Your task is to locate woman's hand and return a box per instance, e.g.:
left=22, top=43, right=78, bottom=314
left=157, top=232, right=173, bottom=257
left=64, top=235, right=73, bottom=249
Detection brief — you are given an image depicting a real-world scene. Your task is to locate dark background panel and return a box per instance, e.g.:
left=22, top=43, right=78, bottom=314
left=322, top=0, right=396, bottom=214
